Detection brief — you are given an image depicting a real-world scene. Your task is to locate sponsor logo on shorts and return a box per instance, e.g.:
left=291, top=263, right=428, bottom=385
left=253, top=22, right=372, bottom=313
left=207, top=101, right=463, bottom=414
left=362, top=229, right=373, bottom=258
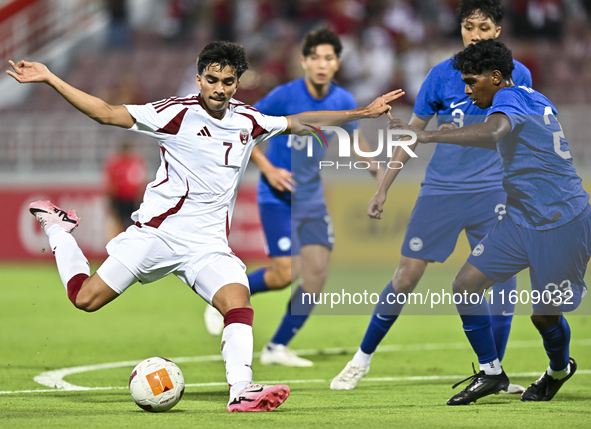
left=278, top=237, right=291, bottom=251
left=409, top=237, right=423, bottom=251
left=472, top=244, right=484, bottom=256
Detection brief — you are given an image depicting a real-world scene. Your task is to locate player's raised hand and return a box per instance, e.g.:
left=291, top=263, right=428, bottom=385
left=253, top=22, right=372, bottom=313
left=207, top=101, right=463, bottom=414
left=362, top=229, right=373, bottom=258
left=264, top=166, right=295, bottom=193
left=389, top=118, right=429, bottom=143
left=6, top=60, right=52, bottom=84
left=364, top=89, right=405, bottom=118
left=367, top=192, right=387, bottom=219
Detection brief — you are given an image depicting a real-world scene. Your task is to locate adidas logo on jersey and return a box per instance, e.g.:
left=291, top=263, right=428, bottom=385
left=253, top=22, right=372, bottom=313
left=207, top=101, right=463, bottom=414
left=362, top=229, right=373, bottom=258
left=197, top=126, right=212, bottom=137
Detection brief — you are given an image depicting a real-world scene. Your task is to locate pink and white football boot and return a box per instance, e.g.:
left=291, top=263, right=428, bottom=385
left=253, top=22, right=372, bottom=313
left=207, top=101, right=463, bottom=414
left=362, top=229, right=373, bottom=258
left=226, top=383, right=290, bottom=412
left=29, top=200, right=80, bottom=233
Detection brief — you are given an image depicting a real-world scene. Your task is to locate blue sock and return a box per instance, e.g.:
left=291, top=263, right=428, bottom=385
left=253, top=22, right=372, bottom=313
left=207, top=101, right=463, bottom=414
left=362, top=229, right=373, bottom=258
left=489, top=277, right=517, bottom=361
left=247, top=268, right=269, bottom=295
left=538, top=315, right=571, bottom=371
left=270, top=285, right=314, bottom=346
left=360, top=282, right=405, bottom=354
left=457, top=298, right=498, bottom=364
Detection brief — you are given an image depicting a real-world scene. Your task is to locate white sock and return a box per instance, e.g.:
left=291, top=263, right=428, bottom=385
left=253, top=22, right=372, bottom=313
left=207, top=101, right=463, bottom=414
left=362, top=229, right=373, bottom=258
left=222, top=323, right=253, bottom=399
left=46, top=224, right=64, bottom=238
left=547, top=363, right=570, bottom=380
left=481, top=358, right=502, bottom=375
left=351, top=348, right=373, bottom=367
left=48, top=229, right=90, bottom=289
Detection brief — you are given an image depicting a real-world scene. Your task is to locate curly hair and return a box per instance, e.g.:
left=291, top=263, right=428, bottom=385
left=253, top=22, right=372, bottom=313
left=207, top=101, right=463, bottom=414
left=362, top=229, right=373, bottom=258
left=302, top=26, right=343, bottom=58
left=197, top=41, right=249, bottom=78
left=451, top=39, right=514, bottom=79
left=457, top=0, right=504, bottom=24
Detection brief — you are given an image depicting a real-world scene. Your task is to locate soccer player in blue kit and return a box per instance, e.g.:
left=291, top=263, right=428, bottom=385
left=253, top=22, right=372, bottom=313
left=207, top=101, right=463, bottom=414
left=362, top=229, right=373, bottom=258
left=204, top=27, right=383, bottom=366
left=253, top=28, right=384, bottom=366
left=390, top=38, right=591, bottom=405
left=332, top=0, right=530, bottom=391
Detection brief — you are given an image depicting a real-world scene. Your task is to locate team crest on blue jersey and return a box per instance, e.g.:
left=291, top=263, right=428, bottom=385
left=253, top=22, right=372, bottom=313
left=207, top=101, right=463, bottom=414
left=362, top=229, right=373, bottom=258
left=239, top=128, right=249, bottom=145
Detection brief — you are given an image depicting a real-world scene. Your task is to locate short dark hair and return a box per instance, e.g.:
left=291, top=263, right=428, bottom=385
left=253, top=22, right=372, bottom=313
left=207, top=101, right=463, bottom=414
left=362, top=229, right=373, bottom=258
left=456, top=0, right=504, bottom=25
left=197, top=41, right=249, bottom=78
left=452, top=39, right=514, bottom=79
left=302, top=27, right=342, bottom=58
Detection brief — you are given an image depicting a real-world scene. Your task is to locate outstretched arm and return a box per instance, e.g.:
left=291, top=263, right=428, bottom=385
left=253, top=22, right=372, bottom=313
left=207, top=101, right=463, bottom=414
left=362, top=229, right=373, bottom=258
left=280, top=89, right=405, bottom=135
left=388, top=113, right=511, bottom=150
left=7, top=60, right=134, bottom=128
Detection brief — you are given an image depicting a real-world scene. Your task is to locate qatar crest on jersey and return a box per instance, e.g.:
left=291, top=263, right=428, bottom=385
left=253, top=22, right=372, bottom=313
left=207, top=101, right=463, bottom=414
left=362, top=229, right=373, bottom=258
left=239, top=128, right=249, bottom=145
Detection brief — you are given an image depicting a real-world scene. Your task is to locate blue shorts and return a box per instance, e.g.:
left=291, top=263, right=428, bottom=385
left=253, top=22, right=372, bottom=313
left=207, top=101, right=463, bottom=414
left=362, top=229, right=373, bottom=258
left=259, top=203, right=334, bottom=257
left=402, top=191, right=508, bottom=262
left=468, top=204, right=591, bottom=315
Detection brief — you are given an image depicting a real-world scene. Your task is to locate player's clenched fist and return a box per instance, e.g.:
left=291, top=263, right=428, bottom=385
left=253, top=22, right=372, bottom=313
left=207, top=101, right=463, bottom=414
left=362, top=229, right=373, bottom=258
left=367, top=192, right=387, bottom=219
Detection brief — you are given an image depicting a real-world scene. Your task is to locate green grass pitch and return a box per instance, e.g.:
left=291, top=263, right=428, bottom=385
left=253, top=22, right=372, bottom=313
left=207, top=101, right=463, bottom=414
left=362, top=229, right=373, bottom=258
left=1, top=263, right=590, bottom=428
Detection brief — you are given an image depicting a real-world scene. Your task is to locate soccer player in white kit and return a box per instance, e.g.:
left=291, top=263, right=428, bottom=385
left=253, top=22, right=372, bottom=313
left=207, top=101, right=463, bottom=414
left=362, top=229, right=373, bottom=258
left=7, top=41, right=402, bottom=412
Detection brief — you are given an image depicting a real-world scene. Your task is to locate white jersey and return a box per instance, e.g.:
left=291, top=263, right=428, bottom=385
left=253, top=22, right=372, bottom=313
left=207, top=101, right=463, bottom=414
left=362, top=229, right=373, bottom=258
left=124, top=94, right=287, bottom=261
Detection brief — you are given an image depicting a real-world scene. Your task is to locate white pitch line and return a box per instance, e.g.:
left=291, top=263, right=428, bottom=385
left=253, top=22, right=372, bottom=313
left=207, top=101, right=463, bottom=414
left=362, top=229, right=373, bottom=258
left=3, top=371, right=591, bottom=395
left=33, top=355, right=225, bottom=391
left=0, top=339, right=588, bottom=395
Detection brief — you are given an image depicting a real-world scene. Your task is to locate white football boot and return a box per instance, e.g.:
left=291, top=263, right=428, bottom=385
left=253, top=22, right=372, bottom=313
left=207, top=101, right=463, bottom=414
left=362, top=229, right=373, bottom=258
left=330, top=360, right=370, bottom=390
left=260, top=344, right=313, bottom=367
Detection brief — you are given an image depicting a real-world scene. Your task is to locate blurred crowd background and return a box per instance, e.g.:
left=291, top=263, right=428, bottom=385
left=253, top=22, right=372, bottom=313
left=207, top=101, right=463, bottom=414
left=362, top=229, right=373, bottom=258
left=5, top=0, right=591, bottom=108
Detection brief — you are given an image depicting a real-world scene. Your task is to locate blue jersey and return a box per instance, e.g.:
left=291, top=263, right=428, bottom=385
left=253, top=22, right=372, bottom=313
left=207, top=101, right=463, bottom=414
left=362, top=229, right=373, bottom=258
left=487, top=86, right=589, bottom=230
left=254, top=78, right=358, bottom=208
left=414, top=59, right=532, bottom=196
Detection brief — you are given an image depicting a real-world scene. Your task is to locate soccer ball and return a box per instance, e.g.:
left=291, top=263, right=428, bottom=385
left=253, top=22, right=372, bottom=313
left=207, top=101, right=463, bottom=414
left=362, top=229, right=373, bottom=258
left=129, top=357, right=185, bottom=412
